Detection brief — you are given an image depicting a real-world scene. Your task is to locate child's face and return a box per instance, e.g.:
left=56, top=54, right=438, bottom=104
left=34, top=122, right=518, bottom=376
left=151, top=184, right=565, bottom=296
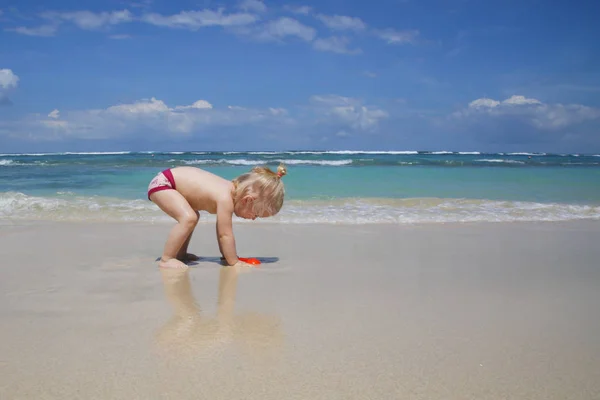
left=234, top=195, right=273, bottom=220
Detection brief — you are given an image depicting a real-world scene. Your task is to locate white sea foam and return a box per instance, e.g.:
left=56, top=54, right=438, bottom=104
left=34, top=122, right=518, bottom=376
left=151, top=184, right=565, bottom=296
left=225, top=159, right=266, bottom=165
left=182, top=159, right=259, bottom=166
left=0, top=159, right=55, bottom=167
left=563, top=162, right=600, bottom=165
left=332, top=150, right=418, bottom=155
left=283, top=159, right=352, bottom=166
left=283, top=150, right=419, bottom=155
left=475, top=159, right=525, bottom=164
left=0, top=192, right=168, bottom=223
left=0, top=153, right=49, bottom=157
left=61, top=152, right=132, bottom=155
left=0, top=150, right=593, bottom=158
left=0, top=151, right=131, bottom=156
left=224, top=151, right=277, bottom=155
left=180, top=159, right=212, bottom=164
left=274, top=200, right=599, bottom=224
left=2, top=192, right=599, bottom=224
left=182, top=158, right=353, bottom=166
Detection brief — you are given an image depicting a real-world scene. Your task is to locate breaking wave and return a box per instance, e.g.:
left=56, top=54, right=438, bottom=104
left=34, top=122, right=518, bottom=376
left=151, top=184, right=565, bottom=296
left=2, top=192, right=599, bottom=224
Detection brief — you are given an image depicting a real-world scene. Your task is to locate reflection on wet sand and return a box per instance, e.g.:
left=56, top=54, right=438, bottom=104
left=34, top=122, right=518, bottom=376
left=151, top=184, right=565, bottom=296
left=155, top=266, right=284, bottom=361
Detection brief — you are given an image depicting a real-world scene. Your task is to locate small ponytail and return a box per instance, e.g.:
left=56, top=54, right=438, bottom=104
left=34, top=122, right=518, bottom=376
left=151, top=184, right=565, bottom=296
left=250, top=163, right=287, bottom=179
left=276, top=163, right=287, bottom=178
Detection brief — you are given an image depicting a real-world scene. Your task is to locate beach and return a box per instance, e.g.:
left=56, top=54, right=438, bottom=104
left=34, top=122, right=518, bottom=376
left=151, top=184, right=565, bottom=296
left=1, top=220, right=599, bottom=399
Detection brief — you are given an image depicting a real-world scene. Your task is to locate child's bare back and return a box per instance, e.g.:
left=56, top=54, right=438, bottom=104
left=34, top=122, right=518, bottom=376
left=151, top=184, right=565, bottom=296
left=170, top=167, right=234, bottom=213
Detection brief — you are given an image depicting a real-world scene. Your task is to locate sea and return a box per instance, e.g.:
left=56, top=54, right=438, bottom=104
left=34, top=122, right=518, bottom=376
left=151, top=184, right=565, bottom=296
left=1, top=150, right=599, bottom=224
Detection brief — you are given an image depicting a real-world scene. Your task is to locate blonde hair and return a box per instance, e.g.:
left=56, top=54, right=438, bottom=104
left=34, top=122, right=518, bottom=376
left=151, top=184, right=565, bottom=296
left=232, top=163, right=287, bottom=216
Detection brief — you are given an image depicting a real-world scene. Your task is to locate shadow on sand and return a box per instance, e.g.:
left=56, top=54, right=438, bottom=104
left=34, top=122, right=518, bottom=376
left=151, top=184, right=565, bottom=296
left=194, top=256, right=280, bottom=266
left=154, top=256, right=280, bottom=267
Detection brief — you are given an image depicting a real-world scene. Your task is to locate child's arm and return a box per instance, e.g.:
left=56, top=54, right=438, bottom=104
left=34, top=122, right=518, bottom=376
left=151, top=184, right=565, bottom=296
left=216, top=201, right=239, bottom=266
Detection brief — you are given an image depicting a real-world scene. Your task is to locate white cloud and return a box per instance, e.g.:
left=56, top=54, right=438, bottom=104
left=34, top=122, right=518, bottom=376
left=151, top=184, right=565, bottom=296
left=7, top=10, right=132, bottom=36
left=255, top=17, right=316, bottom=42
left=285, top=5, right=312, bottom=15
left=9, top=6, right=263, bottom=35
left=174, top=99, right=213, bottom=110
left=12, top=97, right=294, bottom=140
left=269, top=107, right=288, bottom=116
left=6, top=24, right=59, bottom=37
left=374, top=28, right=419, bottom=44
left=42, top=119, right=68, bottom=129
left=238, top=0, right=267, bottom=13
left=502, top=95, right=542, bottom=106
left=316, top=14, right=366, bottom=31
left=0, top=69, right=19, bottom=106
left=468, top=98, right=500, bottom=108
left=4, top=5, right=394, bottom=56
left=468, top=95, right=542, bottom=109
left=364, top=71, right=377, bottom=78
left=0, top=69, right=19, bottom=89
left=4, top=94, right=392, bottom=141
left=454, top=95, right=600, bottom=130
left=141, top=9, right=258, bottom=30
left=313, top=36, right=361, bottom=55
left=42, top=10, right=133, bottom=30
left=310, top=95, right=388, bottom=131
left=107, top=97, right=171, bottom=115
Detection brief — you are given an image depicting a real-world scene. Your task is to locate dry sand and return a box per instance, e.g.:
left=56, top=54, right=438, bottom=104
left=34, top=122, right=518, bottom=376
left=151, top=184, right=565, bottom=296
left=1, top=221, right=600, bottom=399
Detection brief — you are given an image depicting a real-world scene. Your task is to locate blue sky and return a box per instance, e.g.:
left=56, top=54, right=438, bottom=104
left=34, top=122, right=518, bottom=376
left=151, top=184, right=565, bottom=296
left=1, top=0, right=599, bottom=153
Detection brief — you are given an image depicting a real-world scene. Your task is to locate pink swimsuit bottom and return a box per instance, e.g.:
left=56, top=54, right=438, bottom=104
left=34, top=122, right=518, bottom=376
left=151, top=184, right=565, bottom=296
left=147, top=169, right=176, bottom=200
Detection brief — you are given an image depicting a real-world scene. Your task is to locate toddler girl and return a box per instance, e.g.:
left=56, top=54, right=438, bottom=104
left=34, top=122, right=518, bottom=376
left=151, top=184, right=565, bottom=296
left=148, top=164, right=287, bottom=269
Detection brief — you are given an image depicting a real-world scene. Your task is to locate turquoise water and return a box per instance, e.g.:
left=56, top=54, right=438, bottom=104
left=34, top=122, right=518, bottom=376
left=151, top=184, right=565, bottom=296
left=1, top=151, right=599, bottom=224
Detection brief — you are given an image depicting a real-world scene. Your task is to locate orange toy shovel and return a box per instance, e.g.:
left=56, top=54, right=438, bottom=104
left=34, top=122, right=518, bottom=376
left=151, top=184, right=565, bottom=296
left=238, top=257, right=261, bottom=266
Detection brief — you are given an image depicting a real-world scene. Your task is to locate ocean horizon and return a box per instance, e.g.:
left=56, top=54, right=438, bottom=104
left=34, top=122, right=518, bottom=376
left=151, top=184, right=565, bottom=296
left=1, top=150, right=599, bottom=224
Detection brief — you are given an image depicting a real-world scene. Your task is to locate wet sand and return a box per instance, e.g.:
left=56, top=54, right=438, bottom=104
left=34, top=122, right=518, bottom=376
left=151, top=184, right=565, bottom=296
left=1, top=221, right=599, bottom=399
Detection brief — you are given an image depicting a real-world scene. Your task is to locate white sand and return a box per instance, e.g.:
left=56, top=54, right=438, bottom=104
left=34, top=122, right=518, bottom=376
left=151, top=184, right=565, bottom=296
left=1, top=221, right=599, bottom=399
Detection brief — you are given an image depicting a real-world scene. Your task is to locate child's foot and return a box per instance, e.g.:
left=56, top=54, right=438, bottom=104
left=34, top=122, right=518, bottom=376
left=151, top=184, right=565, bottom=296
left=159, top=258, right=189, bottom=269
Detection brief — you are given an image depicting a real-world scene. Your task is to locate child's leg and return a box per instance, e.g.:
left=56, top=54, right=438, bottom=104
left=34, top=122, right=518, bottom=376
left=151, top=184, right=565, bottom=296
left=176, top=211, right=200, bottom=261
left=176, top=231, right=194, bottom=261
left=150, top=190, right=199, bottom=269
